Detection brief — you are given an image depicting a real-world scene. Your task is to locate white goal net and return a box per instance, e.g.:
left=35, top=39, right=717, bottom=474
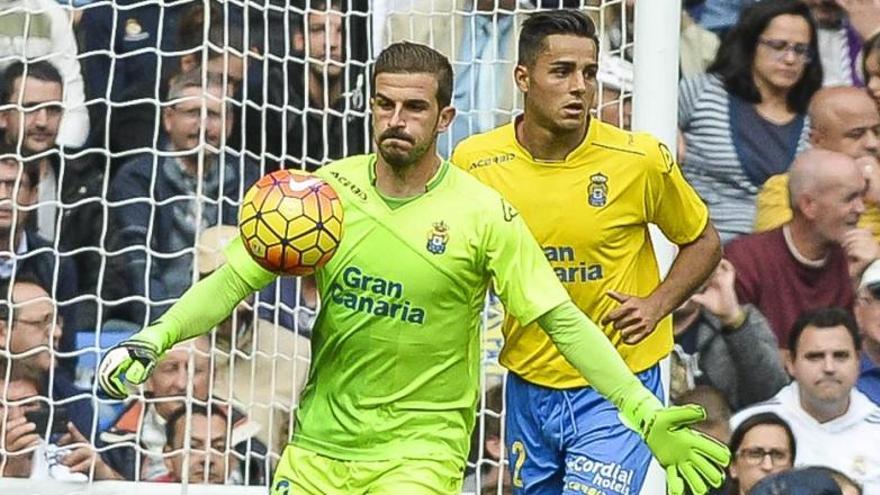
left=0, top=0, right=645, bottom=493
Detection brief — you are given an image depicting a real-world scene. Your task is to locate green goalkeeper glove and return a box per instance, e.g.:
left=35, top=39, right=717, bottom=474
left=98, top=326, right=169, bottom=399
left=621, top=398, right=731, bottom=495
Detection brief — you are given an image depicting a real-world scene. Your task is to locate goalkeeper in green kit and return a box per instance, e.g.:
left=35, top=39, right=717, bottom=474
left=98, top=42, right=729, bottom=494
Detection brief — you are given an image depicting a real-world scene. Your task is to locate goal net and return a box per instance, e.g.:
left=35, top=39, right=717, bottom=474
left=0, top=0, right=647, bottom=493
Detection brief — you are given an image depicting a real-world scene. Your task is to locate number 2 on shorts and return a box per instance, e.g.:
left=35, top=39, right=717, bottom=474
left=511, top=440, right=527, bottom=488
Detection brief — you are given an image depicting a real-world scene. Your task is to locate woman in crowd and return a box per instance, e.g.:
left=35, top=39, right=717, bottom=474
left=726, top=412, right=796, bottom=495
left=679, top=0, right=822, bottom=242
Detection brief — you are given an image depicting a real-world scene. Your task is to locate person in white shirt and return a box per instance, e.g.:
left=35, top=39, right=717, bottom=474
left=731, top=307, right=880, bottom=492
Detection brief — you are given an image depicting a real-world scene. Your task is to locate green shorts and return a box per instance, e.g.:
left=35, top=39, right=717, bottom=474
left=271, top=444, right=465, bottom=495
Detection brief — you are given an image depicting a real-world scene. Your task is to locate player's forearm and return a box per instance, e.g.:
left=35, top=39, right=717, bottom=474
left=136, top=237, right=277, bottom=351
left=537, top=301, right=662, bottom=414
left=650, top=222, right=721, bottom=317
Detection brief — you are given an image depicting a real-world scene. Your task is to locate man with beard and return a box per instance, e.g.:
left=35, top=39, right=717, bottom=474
left=97, top=41, right=729, bottom=494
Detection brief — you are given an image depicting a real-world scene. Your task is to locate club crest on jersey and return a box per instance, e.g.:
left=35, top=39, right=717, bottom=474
left=426, top=221, right=449, bottom=255
left=588, top=173, right=608, bottom=207
left=273, top=480, right=290, bottom=495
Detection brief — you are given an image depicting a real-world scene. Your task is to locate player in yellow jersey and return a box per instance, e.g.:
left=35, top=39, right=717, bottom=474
left=452, top=10, right=723, bottom=495
left=98, top=41, right=727, bottom=495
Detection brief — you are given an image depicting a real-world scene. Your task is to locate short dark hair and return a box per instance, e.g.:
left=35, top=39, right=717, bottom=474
left=0, top=141, right=40, bottom=187
left=788, top=307, right=861, bottom=354
left=518, top=9, right=599, bottom=67
left=1, top=61, right=63, bottom=103
left=372, top=42, right=454, bottom=108
left=177, top=3, right=245, bottom=56
left=708, top=0, right=822, bottom=114
left=730, top=412, right=796, bottom=463
left=164, top=403, right=229, bottom=448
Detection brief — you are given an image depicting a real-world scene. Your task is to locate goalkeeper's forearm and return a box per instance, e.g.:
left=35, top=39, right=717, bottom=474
left=135, top=236, right=277, bottom=352
left=537, top=301, right=663, bottom=420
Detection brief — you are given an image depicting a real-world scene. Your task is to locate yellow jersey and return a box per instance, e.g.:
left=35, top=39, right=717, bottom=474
left=451, top=119, right=710, bottom=388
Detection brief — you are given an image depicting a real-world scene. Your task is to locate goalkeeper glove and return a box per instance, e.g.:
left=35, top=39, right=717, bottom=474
left=621, top=398, right=731, bottom=495
left=98, top=328, right=166, bottom=400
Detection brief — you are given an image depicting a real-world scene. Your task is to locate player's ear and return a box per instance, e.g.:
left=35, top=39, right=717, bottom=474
left=436, top=105, right=456, bottom=134
left=514, top=64, right=530, bottom=94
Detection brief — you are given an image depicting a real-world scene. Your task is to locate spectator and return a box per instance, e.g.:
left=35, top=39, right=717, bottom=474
left=78, top=0, right=242, bottom=147
left=679, top=0, right=821, bottom=241
left=0, top=61, right=63, bottom=241
left=0, top=272, right=93, bottom=435
left=0, top=358, right=114, bottom=479
left=731, top=308, right=880, bottom=492
left=725, top=149, right=860, bottom=347
left=103, top=4, right=253, bottom=170
left=748, top=467, right=843, bottom=495
left=680, top=7, right=722, bottom=79
left=863, top=32, right=880, bottom=103
left=463, top=383, right=507, bottom=495
left=283, top=0, right=369, bottom=169
left=673, top=385, right=732, bottom=445
left=754, top=86, right=880, bottom=245
left=385, top=0, right=519, bottom=157
left=853, top=260, right=880, bottom=404
left=671, top=258, right=788, bottom=410
left=158, top=404, right=230, bottom=484
left=195, top=225, right=312, bottom=458
left=805, top=0, right=880, bottom=87
left=726, top=412, right=796, bottom=495
left=100, top=337, right=266, bottom=484
left=0, top=149, right=77, bottom=363
left=595, top=55, right=633, bottom=130
left=105, top=69, right=259, bottom=324
left=0, top=61, right=104, bottom=331
left=0, top=0, right=89, bottom=148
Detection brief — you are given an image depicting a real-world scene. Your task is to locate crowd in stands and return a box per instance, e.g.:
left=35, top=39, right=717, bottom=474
left=1, top=0, right=880, bottom=494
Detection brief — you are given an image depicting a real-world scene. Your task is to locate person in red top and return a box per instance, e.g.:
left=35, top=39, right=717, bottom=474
left=726, top=149, right=869, bottom=348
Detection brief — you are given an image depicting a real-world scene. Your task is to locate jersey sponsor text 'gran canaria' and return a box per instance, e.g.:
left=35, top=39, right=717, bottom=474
left=291, top=155, right=568, bottom=462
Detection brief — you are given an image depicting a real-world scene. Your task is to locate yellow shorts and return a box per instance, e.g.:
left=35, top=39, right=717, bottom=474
left=271, top=444, right=465, bottom=495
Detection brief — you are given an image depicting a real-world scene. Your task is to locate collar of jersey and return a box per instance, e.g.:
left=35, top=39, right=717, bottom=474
left=368, top=154, right=451, bottom=197
left=510, top=115, right=599, bottom=167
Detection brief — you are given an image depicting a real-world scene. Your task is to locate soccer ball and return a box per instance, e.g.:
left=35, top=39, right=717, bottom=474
left=239, top=170, right=344, bottom=276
